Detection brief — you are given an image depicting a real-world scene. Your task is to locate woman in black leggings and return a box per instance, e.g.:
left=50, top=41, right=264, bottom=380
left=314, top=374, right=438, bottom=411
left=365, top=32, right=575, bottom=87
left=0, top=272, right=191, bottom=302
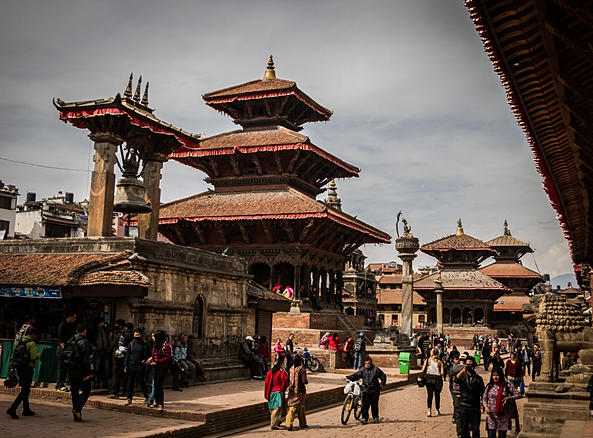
left=422, top=348, right=445, bottom=417
left=147, top=330, right=171, bottom=412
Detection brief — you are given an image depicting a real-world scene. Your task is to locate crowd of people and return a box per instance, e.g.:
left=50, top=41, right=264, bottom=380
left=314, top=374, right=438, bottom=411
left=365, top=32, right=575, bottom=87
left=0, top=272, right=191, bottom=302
left=6, top=314, right=207, bottom=421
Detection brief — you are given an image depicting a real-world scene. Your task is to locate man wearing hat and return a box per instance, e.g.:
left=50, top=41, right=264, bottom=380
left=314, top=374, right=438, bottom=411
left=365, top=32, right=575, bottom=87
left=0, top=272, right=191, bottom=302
left=448, top=351, right=465, bottom=435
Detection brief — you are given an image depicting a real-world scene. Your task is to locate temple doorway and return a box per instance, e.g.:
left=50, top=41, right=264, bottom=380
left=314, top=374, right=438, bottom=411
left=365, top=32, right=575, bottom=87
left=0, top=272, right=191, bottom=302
left=250, top=263, right=270, bottom=288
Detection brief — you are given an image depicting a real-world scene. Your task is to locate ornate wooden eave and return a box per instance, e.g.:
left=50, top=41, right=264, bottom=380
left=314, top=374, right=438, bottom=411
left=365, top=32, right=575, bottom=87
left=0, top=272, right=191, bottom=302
left=465, top=0, right=593, bottom=268
left=54, top=93, right=201, bottom=152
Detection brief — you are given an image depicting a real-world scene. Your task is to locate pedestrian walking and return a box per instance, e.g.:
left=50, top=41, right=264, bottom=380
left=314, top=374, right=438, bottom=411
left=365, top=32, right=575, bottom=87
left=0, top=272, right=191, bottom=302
left=146, top=330, right=171, bottom=412
left=448, top=351, right=465, bottom=434
left=91, top=318, right=111, bottom=389
left=68, top=324, right=92, bottom=422
left=504, top=352, right=523, bottom=389
left=6, top=328, right=40, bottom=419
left=531, top=345, right=542, bottom=380
left=490, top=351, right=504, bottom=370
left=345, top=358, right=386, bottom=424
left=483, top=368, right=521, bottom=438
left=285, top=333, right=295, bottom=370
left=286, top=355, right=308, bottom=431
left=124, top=328, right=151, bottom=406
left=343, top=336, right=354, bottom=368
left=422, top=348, right=445, bottom=417
left=264, top=358, right=289, bottom=430
left=353, top=332, right=366, bottom=369
left=455, top=355, right=485, bottom=438
left=482, top=339, right=492, bottom=372
left=274, top=337, right=286, bottom=360
left=519, top=345, right=532, bottom=378
left=56, top=311, right=77, bottom=391
left=15, top=315, right=36, bottom=344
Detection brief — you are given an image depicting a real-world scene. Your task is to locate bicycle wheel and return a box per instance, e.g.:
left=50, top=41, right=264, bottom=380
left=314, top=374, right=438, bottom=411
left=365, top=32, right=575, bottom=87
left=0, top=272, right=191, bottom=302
left=353, top=395, right=362, bottom=420
left=341, top=394, right=353, bottom=425
left=309, top=358, right=321, bottom=373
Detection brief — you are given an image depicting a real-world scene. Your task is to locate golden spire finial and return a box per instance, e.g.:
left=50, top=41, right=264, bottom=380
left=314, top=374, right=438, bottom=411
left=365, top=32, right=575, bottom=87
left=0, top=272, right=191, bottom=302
left=263, top=55, right=276, bottom=81
left=133, top=75, right=142, bottom=102
left=503, top=219, right=511, bottom=236
left=124, top=73, right=133, bottom=98
left=456, top=218, right=464, bottom=236
left=329, top=179, right=337, bottom=190
left=141, top=81, right=149, bottom=106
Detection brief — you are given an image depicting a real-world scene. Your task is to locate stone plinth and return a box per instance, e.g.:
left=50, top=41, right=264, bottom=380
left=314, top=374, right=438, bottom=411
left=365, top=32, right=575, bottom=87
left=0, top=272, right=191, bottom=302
left=519, top=381, right=591, bottom=438
left=367, top=344, right=418, bottom=370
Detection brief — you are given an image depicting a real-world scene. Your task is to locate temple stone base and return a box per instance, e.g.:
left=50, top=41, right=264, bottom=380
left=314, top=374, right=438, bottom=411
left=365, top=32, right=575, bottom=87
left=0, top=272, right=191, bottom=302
left=367, top=344, right=418, bottom=369
left=518, top=381, right=591, bottom=438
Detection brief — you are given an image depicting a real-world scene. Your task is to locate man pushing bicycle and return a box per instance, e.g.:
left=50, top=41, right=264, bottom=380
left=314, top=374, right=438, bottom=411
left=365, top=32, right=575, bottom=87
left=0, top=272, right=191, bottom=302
left=345, top=358, right=386, bottom=424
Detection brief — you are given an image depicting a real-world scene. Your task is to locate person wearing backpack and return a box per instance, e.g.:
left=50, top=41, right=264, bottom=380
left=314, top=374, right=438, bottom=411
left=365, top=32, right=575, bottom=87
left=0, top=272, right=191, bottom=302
left=353, top=332, right=366, bottom=369
left=109, top=321, right=133, bottom=399
left=56, top=311, right=77, bottom=391
left=6, top=328, right=40, bottom=419
left=68, top=324, right=92, bottom=422
left=15, top=315, right=36, bottom=344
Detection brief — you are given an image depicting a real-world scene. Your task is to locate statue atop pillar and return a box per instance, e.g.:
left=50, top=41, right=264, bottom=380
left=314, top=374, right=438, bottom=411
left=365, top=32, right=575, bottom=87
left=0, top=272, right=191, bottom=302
left=395, top=212, right=420, bottom=340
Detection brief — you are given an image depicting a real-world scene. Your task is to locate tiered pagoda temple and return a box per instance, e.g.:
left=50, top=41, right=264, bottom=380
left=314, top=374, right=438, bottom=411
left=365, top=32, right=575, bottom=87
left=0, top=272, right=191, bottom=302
left=414, top=219, right=509, bottom=327
left=480, top=221, right=543, bottom=328
left=159, top=57, right=390, bottom=309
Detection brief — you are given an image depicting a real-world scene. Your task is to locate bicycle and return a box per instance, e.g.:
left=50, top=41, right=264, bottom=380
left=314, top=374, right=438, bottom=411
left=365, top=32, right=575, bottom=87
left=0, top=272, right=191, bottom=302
left=341, top=380, right=363, bottom=425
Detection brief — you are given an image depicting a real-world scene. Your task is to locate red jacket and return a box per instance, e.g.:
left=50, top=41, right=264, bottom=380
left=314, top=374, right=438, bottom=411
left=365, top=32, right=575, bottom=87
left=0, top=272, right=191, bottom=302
left=328, top=336, right=342, bottom=351
left=505, top=359, right=523, bottom=378
left=264, top=369, right=289, bottom=400
left=153, top=342, right=172, bottom=367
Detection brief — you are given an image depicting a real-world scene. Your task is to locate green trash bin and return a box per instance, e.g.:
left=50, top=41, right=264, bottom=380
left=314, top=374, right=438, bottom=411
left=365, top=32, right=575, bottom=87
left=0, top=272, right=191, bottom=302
left=474, top=350, right=481, bottom=365
left=399, top=352, right=411, bottom=374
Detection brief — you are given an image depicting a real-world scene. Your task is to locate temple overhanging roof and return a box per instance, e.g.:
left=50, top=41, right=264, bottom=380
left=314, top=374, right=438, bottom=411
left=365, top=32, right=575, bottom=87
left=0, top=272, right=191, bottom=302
left=170, top=125, right=359, bottom=177
left=479, top=261, right=542, bottom=279
left=422, top=233, right=494, bottom=252
left=486, top=234, right=532, bottom=249
left=465, top=0, right=593, bottom=267
left=54, top=93, right=201, bottom=151
left=413, top=269, right=509, bottom=291
left=158, top=187, right=391, bottom=243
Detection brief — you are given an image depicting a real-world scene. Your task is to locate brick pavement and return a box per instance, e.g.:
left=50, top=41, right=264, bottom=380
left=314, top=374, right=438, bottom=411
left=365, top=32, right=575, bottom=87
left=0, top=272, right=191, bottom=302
left=227, top=366, right=527, bottom=438
left=0, top=393, right=201, bottom=438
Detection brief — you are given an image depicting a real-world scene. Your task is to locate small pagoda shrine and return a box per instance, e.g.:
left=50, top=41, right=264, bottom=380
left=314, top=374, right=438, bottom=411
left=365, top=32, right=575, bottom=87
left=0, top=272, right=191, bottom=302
left=480, top=220, right=543, bottom=329
left=480, top=220, right=543, bottom=294
left=159, top=57, right=391, bottom=310
left=414, top=219, right=509, bottom=329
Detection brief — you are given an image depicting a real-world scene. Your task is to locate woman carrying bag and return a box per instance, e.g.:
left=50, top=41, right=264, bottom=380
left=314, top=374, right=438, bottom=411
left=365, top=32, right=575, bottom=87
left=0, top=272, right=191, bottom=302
left=482, top=367, right=521, bottom=438
left=421, top=348, right=445, bottom=417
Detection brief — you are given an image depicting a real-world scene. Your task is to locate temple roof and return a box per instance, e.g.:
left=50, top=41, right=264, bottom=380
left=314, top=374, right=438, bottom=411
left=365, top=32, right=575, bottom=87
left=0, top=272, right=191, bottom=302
left=479, top=262, right=542, bottom=279
left=171, top=125, right=359, bottom=179
left=376, top=288, right=426, bottom=305
left=158, top=187, right=390, bottom=243
left=202, top=57, right=333, bottom=128
left=486, top=234, right=532, bottom=249
left=0, top=251, right=150, bottom=288
left=54, top=93, right=201, bottom=152
left=413, top=269, right=509, bottom=291
left=465, top=0, right=593, bottom=268
left=422, top=233, right=493, bottom=252
left=493, top=294, right=531, bottom=312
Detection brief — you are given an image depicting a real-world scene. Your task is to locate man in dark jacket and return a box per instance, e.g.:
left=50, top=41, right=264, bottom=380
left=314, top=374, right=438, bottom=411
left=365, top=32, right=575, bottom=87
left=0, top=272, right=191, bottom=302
left=448, top=352, right=465, bottom=436
left=124, top=328, right=150, bottom=405
left=56, top=312, right=77, bottom=391
left=455, top=355, right=485, bottom=438
left=109, top=322, right=133, bottom=399
left=481, top=340, right=492, bottom=372
left=345, top=358, right=386, bottom=424
left=92, top=318, right=111, bottom=389
left=68, top=324, right=92, bottom=422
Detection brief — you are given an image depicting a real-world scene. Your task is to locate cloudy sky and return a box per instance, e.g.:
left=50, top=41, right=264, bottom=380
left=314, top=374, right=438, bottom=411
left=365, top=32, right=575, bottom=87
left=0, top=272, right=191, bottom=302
left=0, top=0, right=575, bottom=282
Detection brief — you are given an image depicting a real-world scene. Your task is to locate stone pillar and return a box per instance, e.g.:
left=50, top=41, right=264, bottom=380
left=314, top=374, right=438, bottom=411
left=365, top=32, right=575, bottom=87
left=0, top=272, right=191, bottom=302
left=329, top=270, right=335, bottom=305
left=87, top=133, right=120, bottom=237
left=435, top=284, right=444, bottom=336
left=293, top=265, right=301, bottom=300
left=138, top=157, right=164, bottom=240
left=312, top=268, right=319, bottom=302
left=539, top=330, right=555, bottom=382
left=395, top=230, right=419, bottom=339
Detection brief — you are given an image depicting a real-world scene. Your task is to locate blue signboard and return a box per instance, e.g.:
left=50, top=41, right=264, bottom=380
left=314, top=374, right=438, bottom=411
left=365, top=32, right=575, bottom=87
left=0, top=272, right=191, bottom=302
left=0, top=286, right=61, bottom=299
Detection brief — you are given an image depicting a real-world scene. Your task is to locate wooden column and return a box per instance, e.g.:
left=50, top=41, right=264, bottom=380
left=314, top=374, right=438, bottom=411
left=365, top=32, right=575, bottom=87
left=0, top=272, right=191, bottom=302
left=87, top=133, right=120, bottom=237
left=329, top=270, right=335, bottom=304
left=293, top=265, right=301, bottom=300
left=138, top=157, right=164, bottom=240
